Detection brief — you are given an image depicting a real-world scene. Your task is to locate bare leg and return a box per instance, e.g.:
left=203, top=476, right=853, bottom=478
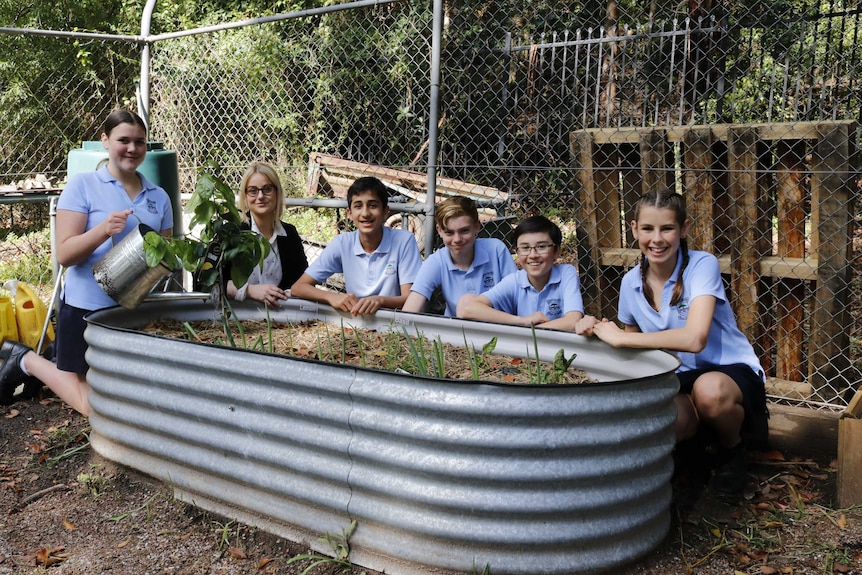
left=690, top=372, right=744, bottom=448
left=22, top=352, right=91, bottom=417
left=673, top=393, right=699, bottom=441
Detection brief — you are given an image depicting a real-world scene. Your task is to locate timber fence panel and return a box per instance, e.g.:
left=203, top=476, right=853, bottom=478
left=570, top=121, right=858, bottom=410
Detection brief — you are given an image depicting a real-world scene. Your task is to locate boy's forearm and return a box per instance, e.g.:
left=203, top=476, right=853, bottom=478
left=376, top=294, right=409, bottom=310
left=290, top=281, right=331, bottom=305
left=461, top=300, right=522, bottom=326
left=538, top=312, right=584, bottom=332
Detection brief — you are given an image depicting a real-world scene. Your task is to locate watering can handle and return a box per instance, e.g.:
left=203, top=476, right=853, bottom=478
left=109, top=212, right=143, bottom=247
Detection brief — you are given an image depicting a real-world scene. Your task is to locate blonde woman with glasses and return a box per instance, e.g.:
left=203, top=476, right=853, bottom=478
left=226, top=162, right=308, bottom=307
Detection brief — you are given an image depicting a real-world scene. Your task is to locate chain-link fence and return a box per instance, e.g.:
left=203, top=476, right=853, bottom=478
left=0, top=0, right=859, bottom=410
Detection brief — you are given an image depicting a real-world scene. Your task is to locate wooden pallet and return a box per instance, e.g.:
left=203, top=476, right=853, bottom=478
left=570, top=120, right=857, bottom=402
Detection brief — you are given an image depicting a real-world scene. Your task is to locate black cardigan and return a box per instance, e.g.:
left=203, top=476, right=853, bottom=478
left=227, top=218, right=309, bottom=290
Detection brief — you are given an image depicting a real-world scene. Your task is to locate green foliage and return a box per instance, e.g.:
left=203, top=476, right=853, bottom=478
left=0, top=229, right=52, bottom=286
left=287, top=520, right=357, bottom=575
left=143, top=161, right=270, bottom=293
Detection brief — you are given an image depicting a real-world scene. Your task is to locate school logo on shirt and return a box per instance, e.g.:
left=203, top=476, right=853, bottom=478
left=482, top=272, right=495, bottom=289
left=146, top=199, right=158, bottom=215
left=385, top=260, right=396, bottom=275
left=677, top=298, right=689, bottom=320
left=547, top=299, right=562, bottom=318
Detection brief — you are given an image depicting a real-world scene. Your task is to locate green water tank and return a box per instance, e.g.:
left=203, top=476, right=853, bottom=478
left=67, top=141, right=182, bottom=236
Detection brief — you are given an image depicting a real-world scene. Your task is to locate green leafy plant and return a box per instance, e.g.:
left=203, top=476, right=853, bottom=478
left=142, top=161, right=271, bottom=339
left=287, top=520, right=357, bottom=575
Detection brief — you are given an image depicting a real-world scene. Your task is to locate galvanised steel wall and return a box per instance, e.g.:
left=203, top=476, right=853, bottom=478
left=84, top=300, right=680, bottom=575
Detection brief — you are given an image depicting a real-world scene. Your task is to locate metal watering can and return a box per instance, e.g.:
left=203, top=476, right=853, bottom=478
left=93, top=221, right=177, bottom=310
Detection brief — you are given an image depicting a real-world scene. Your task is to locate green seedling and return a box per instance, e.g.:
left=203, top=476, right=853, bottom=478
left=287, top=520, right=357, bottom=574
left=402, top=326, right=429, bottom=376
left=212, top=519, right=238, bottom=551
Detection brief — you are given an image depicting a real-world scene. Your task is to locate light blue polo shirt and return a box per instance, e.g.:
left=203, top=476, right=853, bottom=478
left=618, top=249, right=764, bottom=378
left=306, top=227, right=422, bottom=298
left=410, top=237, right=517, bottom=317
left=57, top=166, right=174, bottom=310
left=482, top=264, right=584, bottom=320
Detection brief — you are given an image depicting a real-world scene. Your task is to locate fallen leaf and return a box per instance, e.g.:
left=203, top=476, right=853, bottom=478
left=502, top=375, right=516, bottom=382
left=29, top=428, right=42, bottom=436
left=779, top=567, right=793, bottom=573
left=760, top=566, right=778, bottom=575
left=229, top=547, right=247, bottom=559
left=510, top=358, right=522, bottom=365
left=759, top=450, right=785, bottom=461
left=837, top=513, right=847, bottom=528
left=834, top=562, right=850, bottom=573
left=762, top=521, right=783, bottom=528
left=62, top=519, right=77, bottom=530
left=116, top=540, right=130, bottom=548
left=258, top=557, right=274, bottom=570
left=4, top=409, right=19, bottom=419
left=35, top=546, right=68, bottom=567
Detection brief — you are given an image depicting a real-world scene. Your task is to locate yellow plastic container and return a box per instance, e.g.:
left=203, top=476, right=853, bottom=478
left=12, top=282, right=55, bottom=349
left=0, top=295, right=18, bottom=344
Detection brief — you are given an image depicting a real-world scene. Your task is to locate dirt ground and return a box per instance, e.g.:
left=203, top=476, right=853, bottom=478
left=1, top=389, right=861, bottom=575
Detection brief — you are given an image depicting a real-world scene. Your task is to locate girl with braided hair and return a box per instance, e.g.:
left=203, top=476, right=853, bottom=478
left=575, top=188, right=768, bottom=498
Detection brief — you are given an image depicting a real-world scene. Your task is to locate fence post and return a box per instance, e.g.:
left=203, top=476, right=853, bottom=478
left=572, top=130, right=621, bottom=318
left=727, top=126, right=769, bottom=360
left=682, top=127, right=715, bottom=249
left=809, top=121, right=856, bottom=400
left=775, top=140, right=807, bottom=383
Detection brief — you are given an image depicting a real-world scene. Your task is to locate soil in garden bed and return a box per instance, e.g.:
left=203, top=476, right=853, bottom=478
left=142, top=319, right=596, bottom=384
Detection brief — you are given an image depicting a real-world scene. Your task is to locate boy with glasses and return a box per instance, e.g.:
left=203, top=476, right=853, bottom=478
left=458, top=215, right=584, bottom=330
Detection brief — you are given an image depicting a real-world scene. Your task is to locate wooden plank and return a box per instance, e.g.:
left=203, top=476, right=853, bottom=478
left=583, top=120, right=855, bottom=145
left=619, top=143, right=641, bottom=248
left=595, top=143, right=622, bottom=319
left=600, top=250, right=818, bottom=280
left=808, top=122, right=856, bottom=399
left=639, top=129, right=670, bottom=192
left=767, top=403, right=839, bottom=458
left=682, top=127, right=715, bottom=250
left=306, top=152, right=507, bottom=202
left=571, top=131, right=601, bottom=317
left=765, top=376, right=812, bottom=401
left=775, top=140, right=807, bottom=382
left=727, top=126, right=765, bottom=346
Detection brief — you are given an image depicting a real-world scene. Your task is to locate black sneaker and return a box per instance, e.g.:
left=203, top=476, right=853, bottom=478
left=16, top=376, right=44, bottom=401
left=711, top=442, right=747, bottom=498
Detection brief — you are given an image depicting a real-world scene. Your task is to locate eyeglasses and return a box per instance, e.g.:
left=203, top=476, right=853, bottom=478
left=246, top=184, right=276, bottom=198
left=515, top=243, right=555, bottom=256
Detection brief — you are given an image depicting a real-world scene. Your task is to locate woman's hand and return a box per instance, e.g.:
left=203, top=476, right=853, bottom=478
left=246, top=284, right=288, bottom=307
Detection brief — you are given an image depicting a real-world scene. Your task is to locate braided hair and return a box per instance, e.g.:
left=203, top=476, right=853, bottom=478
left=632, top=188, right=690, bottom=310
